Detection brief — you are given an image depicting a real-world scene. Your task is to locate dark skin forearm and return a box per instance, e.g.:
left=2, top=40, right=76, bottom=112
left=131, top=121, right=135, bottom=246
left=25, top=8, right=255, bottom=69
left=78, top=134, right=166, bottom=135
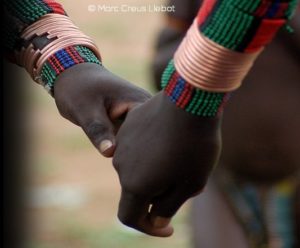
left=113, top=92, right=222, bottom=236
left=112, top=0, right=299, bottom=236
left=4, top=0, right=152, bottom=157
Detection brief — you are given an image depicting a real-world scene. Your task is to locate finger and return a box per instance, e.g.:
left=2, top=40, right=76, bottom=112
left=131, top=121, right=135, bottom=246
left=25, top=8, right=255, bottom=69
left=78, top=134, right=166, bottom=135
left=109, top=101, right=145, bottom=130
left=150, top=186, right=195, bottom=228
left=80, top=106, right=116, bottom=157
left=118, top=189, right=174, bottom=237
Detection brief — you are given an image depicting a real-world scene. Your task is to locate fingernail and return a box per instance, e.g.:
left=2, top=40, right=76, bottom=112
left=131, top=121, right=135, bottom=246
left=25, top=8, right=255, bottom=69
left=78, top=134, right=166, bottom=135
left=99, top=140, right=113, bottom=153
left=152, top=217, right=171, bottom=228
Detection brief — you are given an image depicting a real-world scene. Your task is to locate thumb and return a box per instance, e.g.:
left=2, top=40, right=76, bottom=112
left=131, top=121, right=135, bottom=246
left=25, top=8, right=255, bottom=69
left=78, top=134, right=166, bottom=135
left=81, top=108, right=116, bottom=157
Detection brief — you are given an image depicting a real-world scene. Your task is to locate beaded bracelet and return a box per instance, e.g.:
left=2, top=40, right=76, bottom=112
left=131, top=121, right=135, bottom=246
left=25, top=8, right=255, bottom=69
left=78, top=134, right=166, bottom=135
left=39, top=45, right=101, bottom=95
left=162, top=0, right=298, bottom=117
left=5, top=0, right=102, bottom=96
left=162, top=60, right=230, bottom=117
left=16, top=13, right=102, bottom=95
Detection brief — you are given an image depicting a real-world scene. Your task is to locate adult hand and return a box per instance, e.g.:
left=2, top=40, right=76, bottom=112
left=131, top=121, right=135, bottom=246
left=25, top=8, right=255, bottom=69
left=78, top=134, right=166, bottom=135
left=113, top=92, right=222, bottom=237
left=54, top=63, right=151, bottom=157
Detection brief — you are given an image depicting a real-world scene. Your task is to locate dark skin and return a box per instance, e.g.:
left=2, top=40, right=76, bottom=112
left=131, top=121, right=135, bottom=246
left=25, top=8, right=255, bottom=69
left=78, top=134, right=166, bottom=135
left=27, top=11, right=221, bottom=237
left=191, top=38, right=300, bottom=247
left=54, top=63, right=151, bottom=157
left=6, top=0, right=298, bottom=242
left=113, top=92, right=222, bottom=236
left=54, top=62, right=221, bottom=237
left=50, top=6, right=300, bottom=239
left=110, top=31, right=300, bottom=237
left=220, top=37, right=300, bottom=183
left=52, top=28, right=300, bottom=240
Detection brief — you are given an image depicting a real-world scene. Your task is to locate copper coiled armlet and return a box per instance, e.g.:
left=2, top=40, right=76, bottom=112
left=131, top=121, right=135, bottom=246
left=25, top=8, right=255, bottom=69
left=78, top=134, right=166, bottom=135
left=15, top=14, right=101, bottom=85
left=174, top=20, right=263, bottom=92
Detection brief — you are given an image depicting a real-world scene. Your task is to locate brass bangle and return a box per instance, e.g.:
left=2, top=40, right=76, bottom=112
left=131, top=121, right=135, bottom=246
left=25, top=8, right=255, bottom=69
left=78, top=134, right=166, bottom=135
left=174, top=20, right=263, bottom=92
left=16, top=14, right=101, bottom=84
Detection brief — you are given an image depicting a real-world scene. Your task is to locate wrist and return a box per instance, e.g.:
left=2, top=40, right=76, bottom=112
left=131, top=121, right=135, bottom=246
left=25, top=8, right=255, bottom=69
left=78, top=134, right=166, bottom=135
left=162, top=60, right=230, bottom=117
left=155, top=91, right=222, bottom=125
left=4, top=0, right=67, bottom=62
left=161, top=0, right=298, bottom=117
left=15, top=13, right=102, bottom=95
left=40, top=45, right=101, bottom=95
left=53, top=63, right=107, bottom=127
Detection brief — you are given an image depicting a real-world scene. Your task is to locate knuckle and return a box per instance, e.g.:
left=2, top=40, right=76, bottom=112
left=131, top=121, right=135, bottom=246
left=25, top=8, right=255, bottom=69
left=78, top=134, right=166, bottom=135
left=115, top=172, right=144, bottom=195
left=183, top=180, right=205, bottom=196
left=189, top=183, right=205, bottom=195
left=112, top=156, right=121, bottom=171
left=121, top=183, right=139, bottom=196
left=55, top=101, right=76, bottom=123
left=112, top=155, right=122, bottom=169
left=84, top=121, right=108, bottom=139
left=117, top=212, right=136, bottom=228
left=121, top=179, right=149, bottom=197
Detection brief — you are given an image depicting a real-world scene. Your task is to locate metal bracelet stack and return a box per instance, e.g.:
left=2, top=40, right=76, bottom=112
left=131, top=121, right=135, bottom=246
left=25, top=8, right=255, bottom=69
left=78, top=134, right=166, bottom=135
left=15, top=13, right=101, bottom=84
left=174, top=20, right=263, bottom=92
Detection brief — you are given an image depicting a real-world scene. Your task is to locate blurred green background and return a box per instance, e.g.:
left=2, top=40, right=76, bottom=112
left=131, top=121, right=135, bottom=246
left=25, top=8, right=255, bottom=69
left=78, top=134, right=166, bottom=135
left=22, top=0, right=193, bottom=247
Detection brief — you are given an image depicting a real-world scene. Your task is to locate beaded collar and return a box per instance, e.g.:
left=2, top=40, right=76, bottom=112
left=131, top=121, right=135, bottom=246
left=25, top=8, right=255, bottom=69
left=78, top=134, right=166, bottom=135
left=215, top=171, right=299, bottom=248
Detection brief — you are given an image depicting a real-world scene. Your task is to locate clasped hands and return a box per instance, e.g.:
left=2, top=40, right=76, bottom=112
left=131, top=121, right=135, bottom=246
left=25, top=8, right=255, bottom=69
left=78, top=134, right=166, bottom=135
left=54, top=63, right=221, bottom=237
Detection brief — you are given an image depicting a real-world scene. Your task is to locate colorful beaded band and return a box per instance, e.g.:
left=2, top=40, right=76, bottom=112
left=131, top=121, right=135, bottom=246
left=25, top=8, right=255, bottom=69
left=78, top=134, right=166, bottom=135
left=162, top=0, right=298, bottom=116
left=5, top=0, right=102, bottom=96
left=40, top=45, right=101, bottom=95
left=15, top=13, right=101, bottom=94
left=216, top=172, right=298, bottom=247
left=198, top=0, right=297, bottom=52
left=162, top=60, right=230, bottom=117
left=17, top=14, right=101, bottom=82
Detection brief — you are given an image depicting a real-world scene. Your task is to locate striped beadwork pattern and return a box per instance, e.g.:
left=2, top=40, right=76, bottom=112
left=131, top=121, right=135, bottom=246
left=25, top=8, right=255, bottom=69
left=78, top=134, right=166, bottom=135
left=4, top=0, right=102, bottom=94
left=266, top=181, right=297, bottom=248
left=162, top=0, right=298, bottom=116
left=224, top=180, right=297, bottom=248
left=162, top=60, right=230, bottom=117
left=199, top=0, right=298, bottom=52
left=40, top=45, right=101, bottom=95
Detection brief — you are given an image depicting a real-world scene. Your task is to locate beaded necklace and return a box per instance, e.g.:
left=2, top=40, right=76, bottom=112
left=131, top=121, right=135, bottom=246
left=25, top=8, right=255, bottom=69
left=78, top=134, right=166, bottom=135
left=216, top=172, right=298, bottom=248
